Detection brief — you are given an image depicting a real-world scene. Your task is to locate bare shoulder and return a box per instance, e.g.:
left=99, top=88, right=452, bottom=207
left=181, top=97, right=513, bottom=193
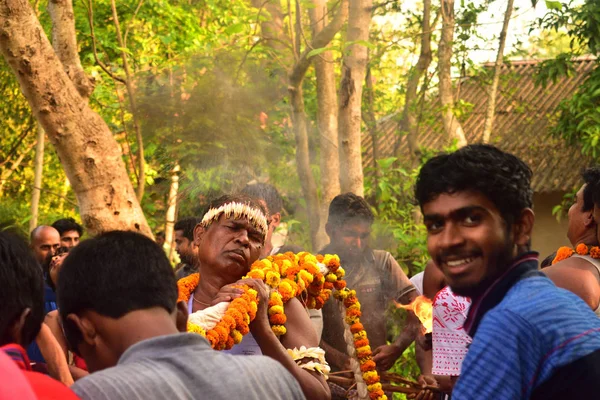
left=544, top=259, right=600, bottom=310
left=281, top=297, right=319, bottom=348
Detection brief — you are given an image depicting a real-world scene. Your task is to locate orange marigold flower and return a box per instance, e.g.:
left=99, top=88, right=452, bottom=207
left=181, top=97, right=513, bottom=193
left=269, top=313, right=287, bottom=325
left=225, top=335, right=235, bottom=350
left=552, top=246, right=574, bottom=265
left=360, top=360, right=376, bottom=372
left=576, top=243, right=589, bottom=255
left=591, top=247, right=600, bottom=259
left=316, top=254, right=324, bottom=263
left=355, top=338, right=369, bottom=348
left=334, top=280, right=347, bottom=290
left=238, top=322, right=250, bottom=335
left=369, top=389, right=385, bottom=399
left=221, top=315, right=236, bottom=330
left=347, top=309, right=362, bottom=318
left=213, top=325, right=229, bottom=344
left=228, top=308, right=244, bottom=326
left=351, top=322, right=365, bottom=333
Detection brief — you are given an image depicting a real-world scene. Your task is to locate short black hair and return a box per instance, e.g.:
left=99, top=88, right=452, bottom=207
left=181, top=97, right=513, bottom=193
left=52, top=218, right=83, bottom=237
left=57, top=231, right=177, bottom=349
left=0, top=231, right=44, bottom=346
left=415, top=144, right=533, bottom=226
left=582, top=167, right=600, bottom=211
left=174, top=217, right=201, bottom=242
left=327, top=193, right=374, bottom=227
left=241, top=183, right=283, bottom=215
left=155, top=231, right=165, bottom=239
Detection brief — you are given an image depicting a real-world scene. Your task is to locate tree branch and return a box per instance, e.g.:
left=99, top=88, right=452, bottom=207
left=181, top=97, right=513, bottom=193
left=289, top=0, right=348, bottom=87
left=86, top=0, right=126, bottom=84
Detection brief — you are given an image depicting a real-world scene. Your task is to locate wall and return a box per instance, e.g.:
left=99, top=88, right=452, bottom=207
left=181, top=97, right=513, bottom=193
left=532, top=191, right=570, bottom=260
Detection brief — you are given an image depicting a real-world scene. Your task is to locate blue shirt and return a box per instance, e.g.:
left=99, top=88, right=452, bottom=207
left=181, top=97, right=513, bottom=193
left=26, top=283, right=58, bottom=363
left=453, top=254, right=600, bottom=399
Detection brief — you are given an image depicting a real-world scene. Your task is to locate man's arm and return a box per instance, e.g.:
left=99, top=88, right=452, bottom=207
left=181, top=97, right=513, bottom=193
left=373, top=254, right=421, bottom=370
left=543, top=261, right=600, bottom=310
left=452, top=310, right=542, bottom=400
left=423, top=259, right=446, bottom=300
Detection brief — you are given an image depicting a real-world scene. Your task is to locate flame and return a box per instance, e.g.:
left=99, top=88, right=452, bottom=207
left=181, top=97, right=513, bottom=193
left=395, top=295, right=433, bottom=334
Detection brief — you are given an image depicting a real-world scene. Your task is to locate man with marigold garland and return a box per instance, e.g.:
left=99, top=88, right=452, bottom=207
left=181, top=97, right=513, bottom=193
left=542, top=168, right=600, bottom=315
left=416, top=144, right=600, bottom=399
left=320, top=193, right=421, bottom=378
left=57, top=230, right=306, bottom=400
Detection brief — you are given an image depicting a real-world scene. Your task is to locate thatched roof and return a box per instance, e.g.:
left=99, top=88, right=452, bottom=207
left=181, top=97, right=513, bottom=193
left=363, top=57, right=597, bottom=193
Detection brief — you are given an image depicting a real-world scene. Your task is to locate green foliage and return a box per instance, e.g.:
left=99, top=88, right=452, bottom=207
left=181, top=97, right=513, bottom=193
left=534, top=0, right=600, bottom=158
left=365, top=157, right=428, bottom=278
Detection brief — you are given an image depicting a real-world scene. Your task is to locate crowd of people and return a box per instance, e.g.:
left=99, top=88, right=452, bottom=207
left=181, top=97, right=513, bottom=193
left=1, top=144, right=599, bottom=399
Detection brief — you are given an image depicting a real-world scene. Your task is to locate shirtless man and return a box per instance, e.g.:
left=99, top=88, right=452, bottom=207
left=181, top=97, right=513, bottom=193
left=544, top=169, right=600, bottom=315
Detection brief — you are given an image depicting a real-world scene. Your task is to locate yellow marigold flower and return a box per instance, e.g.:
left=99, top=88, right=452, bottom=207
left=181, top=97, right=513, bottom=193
left=247, top=269, right=265, bottom=280
left=303, top=254, right=318, bottom=265
left=367, top=383, right=382, bottom=392
left=298, top=270, right=314, bottom=284
left=266, top=271, right=281, bottom=288
left=230, top=329, right=244, bottom=344
left=272, top=325, right=287, bottom=336
left=325, top=273, right=337, bottom=283
left=269, top=305, right=285, bottom=316
left=262, top=258, right=272, bottom=269
left=304, top=261, right=319, bottom=275
left=280, top=259, right=292, bottom=275
left=353, top=331, right=367, bottom=340
left=335, top=267, right=345, bottom=278
left=347, top=303, right=361, bottom=312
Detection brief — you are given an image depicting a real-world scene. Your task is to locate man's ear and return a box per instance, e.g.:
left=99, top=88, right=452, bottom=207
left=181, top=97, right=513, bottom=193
left=66, top=313, right=97, bottom=348
left=270, top=212, right=281, bottom=229
left=9, top=308, right=32, bottom=346
left=193, top=224, right=206, bottom=247
left=514, top=208, right=535, bottom=247
left=584, top=211, right=596, bottom=228
left=175, top=301, right=189, bottom=333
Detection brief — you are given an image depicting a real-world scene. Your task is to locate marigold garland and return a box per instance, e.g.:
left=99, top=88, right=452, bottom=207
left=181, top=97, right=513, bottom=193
left=177, top=251, right=387, bottom=400
left=552, top=244, right=600, bottom=265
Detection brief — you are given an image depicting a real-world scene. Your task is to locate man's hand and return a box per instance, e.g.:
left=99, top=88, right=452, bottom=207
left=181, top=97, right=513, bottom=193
left=372, top=344, right=402, bottom=371
left=407, top=375, right=438, bottom=400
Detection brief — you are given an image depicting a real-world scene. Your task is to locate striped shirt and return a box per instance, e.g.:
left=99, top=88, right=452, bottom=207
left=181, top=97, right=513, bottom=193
left=453, top=254, right=600, bottom=399
left=72, top=333, right=305, bottom=400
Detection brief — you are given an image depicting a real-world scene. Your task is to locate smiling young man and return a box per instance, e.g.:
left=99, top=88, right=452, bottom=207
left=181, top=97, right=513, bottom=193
left=415, top=144, right=600, bottom=399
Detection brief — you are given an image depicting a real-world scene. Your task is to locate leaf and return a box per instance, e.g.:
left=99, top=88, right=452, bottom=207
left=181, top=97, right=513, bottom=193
left=544, top=0, right=561, bottom=10
left=306, top=47, right=329, bottom=58
left=225, top=23, right=245, bottom=35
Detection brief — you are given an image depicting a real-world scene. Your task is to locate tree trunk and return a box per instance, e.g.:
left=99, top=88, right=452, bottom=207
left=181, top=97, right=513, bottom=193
left=289, top=87, right=322, bottom=251
left=364, top=61, right=379, bottom=201
left=338, top=0, right=372, bottom=196
left=398, top=0, right=436, bottom=159
left=288, top=0, right=348, bottom=250
left=482, top=0, right=514, bottom=143
left=165, top=163, right=180, bottom=262
left=438, top=0, right=467, bottom=147
left=310, top=0, right=341, bottom=250
left=0, top=0, right=151, bottom=237
left=110, top=0, right=145, bottom=202
left=48, top=0, right=94, bottom=99
left=29, top=124, right=45, bottom=232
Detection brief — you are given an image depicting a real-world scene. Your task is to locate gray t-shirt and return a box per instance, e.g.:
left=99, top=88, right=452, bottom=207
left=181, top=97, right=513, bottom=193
left=72, top=333, right=306, bottom=400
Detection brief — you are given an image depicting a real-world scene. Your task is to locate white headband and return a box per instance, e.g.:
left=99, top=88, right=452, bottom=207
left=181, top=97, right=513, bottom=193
left=201, top=202, right=268, bottom=236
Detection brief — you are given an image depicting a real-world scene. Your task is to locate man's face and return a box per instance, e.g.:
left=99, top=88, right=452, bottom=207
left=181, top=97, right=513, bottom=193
left=174, top=230, right=195, bottom=265
left=328, top=219, right=371, bottom=260
left=422, top=191, right=516, bottom=298
left=195, top=215, right=264, bottom=278
left=567, top=184, right=594, bottom=246
left=60, top=230, right=80, bottom=249
left=32, top=228, right=60, bottom=264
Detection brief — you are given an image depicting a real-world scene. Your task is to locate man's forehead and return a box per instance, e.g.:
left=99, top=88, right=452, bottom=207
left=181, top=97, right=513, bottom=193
left=62, top=230, right=79, bottom=237
left=422, top=191, right=497, bottom=216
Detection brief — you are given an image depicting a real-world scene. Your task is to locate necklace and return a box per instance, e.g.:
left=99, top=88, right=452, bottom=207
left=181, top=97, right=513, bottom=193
left=552, top=243, right=600, bottom=265
left=192, top=294, right=211, bottom=307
